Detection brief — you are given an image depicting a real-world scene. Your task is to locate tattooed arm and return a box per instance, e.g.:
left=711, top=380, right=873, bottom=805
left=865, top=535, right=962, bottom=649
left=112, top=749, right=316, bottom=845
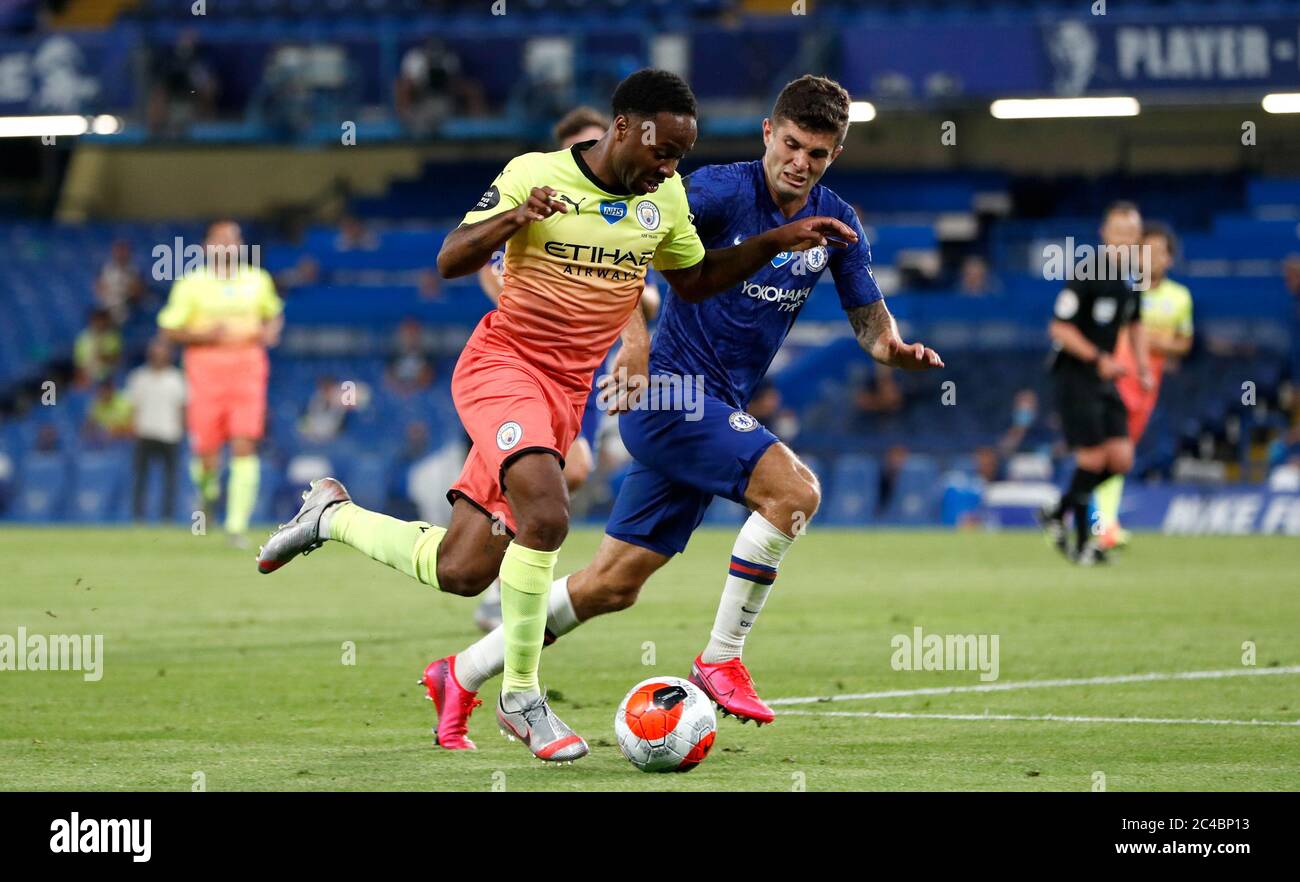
left=847, top=300, right=944, bottom=370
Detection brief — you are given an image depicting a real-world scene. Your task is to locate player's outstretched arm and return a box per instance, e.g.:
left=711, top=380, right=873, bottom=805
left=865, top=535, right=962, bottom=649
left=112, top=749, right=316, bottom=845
left=848, top=300, right=943, bottom=370
left=436, top=186, right=568, bottom=279
left=660, top=215, right=857, bottom=303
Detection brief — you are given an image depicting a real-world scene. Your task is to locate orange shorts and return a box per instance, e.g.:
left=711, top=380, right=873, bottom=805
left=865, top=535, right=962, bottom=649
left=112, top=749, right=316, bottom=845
left=1116, top=371, right=1161, bottom=443
left=183, top=345, right=269, bottom=456
left=448, top=341, right=585, bottom=534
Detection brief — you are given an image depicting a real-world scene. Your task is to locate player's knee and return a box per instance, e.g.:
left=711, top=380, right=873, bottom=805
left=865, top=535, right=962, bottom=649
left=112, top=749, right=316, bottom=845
left=1111, top=450, right=1133, bottom=475
left=514, top=503, right=569, bottom=551
left=792, top=474, right=821, bottom=521
left=436, top=558, right=496, bottom=597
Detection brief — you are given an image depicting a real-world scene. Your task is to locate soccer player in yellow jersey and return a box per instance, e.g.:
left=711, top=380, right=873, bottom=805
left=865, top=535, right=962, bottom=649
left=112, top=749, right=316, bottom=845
left=469, top=104, right=662, bottom=634
left=1095, top=221, right=1193, bottom=549
left=257, top=69, right=855, bottom=762
left=157, top=220, right=283, bottom=547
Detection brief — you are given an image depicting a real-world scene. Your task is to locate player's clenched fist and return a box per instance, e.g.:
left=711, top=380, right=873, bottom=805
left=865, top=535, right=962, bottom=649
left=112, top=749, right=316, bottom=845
left=514, top=186, right=569, bottom=224
left=771, top=216, right=858, bottom=252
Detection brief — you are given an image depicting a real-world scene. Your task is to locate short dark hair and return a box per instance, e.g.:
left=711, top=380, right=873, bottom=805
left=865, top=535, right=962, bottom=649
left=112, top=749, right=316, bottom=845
left=610, top=68, right=697, bottom=120
left=1142, top=220, right=1179, bottom=259
left=552, top=106, right=610, bottom=145
left=771, top=75, right=851, bottom=143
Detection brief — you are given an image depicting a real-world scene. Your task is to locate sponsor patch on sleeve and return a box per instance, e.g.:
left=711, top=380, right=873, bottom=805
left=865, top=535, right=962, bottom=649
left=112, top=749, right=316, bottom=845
left=474, top=185, right=501, bottom=212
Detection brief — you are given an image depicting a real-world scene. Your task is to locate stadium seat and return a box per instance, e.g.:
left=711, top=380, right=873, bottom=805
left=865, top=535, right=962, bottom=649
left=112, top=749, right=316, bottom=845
left=13, top=453, right=71, bottom=522
left=341, top=454, right=393, bottom=512
left=71, top=450, right=131, bottom=522
left=883, top=456, right=941, bottom=525
left=823, top=454, right=880, bottom=526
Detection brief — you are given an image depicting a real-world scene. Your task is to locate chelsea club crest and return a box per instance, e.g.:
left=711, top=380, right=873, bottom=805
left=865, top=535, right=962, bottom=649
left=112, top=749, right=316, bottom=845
left=728, top=411, right=758, bottom=432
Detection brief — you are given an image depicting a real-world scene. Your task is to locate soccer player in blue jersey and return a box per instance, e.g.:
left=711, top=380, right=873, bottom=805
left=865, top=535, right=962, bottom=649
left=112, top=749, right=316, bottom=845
left=429, top=75, right=942, bottom=745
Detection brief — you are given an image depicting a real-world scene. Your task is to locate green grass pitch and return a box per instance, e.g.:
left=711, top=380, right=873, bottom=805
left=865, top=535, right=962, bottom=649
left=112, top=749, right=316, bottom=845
left=1, top=526, right=1296, bottom=791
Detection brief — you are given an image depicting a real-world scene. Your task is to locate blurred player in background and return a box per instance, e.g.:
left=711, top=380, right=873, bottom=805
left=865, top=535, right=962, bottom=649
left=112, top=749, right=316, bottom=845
left=433, top=75, right=940, bottom=744
left=471, top=105, right=662, bottom=632
left=1039, top=202, right=1151, bottom=565
left=256, top=69, right=856, bottom=762
left=157, top=220, right=283, bottom=547
left=1094, top=222, right=1193, bottom=550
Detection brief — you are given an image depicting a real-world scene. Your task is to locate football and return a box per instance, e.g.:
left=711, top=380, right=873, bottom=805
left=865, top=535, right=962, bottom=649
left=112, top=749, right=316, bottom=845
left=614, top=676, right=718, bottom=773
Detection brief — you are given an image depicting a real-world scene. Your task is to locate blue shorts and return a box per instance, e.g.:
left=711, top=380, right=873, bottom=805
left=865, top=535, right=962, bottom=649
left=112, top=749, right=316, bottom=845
left=578, top=376, right=602, bottom=450
left=605, top=390, right=778, bottom=557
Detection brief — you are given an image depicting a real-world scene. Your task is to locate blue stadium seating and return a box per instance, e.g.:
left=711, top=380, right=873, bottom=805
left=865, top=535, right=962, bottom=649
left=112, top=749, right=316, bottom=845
left=1, top=164, right=1296, bottom=525
left=823, top=454, right=881, bottom=526
left=71, top=451, right=132, bottom=523
left=882, top=456, right=942, bottom=525
left=13, top=453, right=71, bottom=522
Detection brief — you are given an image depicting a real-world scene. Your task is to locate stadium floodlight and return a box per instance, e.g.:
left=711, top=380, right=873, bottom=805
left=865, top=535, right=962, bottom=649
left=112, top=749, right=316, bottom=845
left=848, top=101, right=876, bottom=123
left=90, top=115, right=123, bottom=135
left=0, top=114, right=124, bottom=138
left=989, top=97, right=1140, bottom=119
left=1262, top=93, right=1300, bottom=114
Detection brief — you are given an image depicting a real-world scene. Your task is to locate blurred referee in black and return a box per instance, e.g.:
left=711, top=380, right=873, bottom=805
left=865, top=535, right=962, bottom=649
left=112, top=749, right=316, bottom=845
left=1039, top=202, right=1152, bottom=565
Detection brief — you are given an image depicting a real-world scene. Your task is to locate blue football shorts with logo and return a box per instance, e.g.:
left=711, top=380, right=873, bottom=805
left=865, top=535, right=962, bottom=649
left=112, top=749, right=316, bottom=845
left=606, top=384, right=779, bottom=557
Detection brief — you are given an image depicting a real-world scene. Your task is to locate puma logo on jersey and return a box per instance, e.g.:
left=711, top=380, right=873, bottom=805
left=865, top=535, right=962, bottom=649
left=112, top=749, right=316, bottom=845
left=557, top=194, right=585, bottom=215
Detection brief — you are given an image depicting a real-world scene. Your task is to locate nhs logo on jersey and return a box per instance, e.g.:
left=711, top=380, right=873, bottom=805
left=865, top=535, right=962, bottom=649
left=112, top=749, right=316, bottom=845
left=599, top=201, right=628, bottom=224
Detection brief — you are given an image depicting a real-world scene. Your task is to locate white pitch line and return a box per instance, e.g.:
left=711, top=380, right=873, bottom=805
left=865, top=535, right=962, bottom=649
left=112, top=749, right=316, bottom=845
left=780, top=710, right=1300, bottom=728
left=768, top=665, right=1300, bottom=707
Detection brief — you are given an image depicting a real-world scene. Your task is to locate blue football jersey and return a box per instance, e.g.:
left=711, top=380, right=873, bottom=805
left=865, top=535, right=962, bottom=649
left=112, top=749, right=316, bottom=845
left=650, top=160, right=883, bottom=409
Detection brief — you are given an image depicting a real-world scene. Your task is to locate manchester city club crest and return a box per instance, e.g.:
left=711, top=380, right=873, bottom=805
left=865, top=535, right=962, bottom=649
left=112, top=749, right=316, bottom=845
left=728, top=411, right=758, bottom=432
left=496, top=421, right=523, bottom=450
left=636, top=200, right=660, bottom=230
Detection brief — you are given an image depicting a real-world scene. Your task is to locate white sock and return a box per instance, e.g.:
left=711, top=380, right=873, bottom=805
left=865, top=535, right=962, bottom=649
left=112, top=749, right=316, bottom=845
left=455, top=575, right=579, bottom=692
left=701, top=512, right=796, bottom=664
